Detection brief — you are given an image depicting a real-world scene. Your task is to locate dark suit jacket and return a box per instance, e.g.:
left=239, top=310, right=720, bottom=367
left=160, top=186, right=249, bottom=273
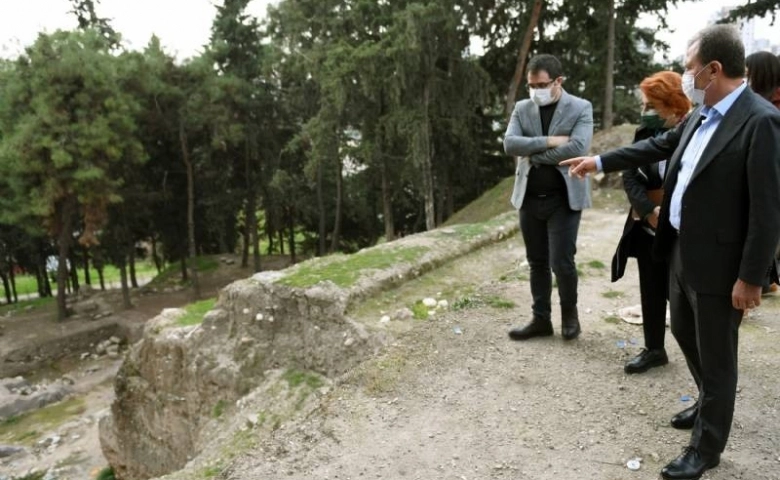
left=601, top=87, right=780, bottom=295
left=610, top=126, right=669, bottom=282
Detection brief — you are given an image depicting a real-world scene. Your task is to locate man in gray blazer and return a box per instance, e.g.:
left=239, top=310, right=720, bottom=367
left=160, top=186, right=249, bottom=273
left=563, top=25, right=780, bottom=480
left=503, top=54, right=593, bottom=341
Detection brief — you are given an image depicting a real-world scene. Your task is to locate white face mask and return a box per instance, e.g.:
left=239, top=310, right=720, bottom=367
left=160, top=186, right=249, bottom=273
left=682, top=64, right=712, bottom=105
left=530, top=87, right=555, bottom=106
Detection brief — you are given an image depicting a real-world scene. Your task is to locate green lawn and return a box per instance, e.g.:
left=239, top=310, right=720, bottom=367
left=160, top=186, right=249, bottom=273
left=1, top=261, right=159, bottom=299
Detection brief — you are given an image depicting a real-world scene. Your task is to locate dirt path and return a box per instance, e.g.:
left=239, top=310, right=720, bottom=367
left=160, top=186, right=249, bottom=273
left=223, top=209, right=780, bottom=480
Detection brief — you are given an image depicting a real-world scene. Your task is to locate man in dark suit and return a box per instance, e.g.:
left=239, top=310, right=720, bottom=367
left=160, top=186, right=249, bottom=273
left=562, top=25, right=780, bottom=480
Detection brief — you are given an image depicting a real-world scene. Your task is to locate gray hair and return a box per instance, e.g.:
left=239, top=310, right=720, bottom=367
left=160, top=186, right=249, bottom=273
left=688, top=24, right=745, bottom=78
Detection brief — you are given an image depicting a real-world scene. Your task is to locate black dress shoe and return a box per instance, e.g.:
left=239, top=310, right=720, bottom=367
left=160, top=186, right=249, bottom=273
left=561, top=306, right=581, bottom=340
left=670, top=404, right=698, bottom=430
left=624, top=348, right=669, bottom=374
left=561, top=320, right=581, bottom=340
left=661, top=446, right=719, bottom=480
left=508, top=317, right=553, bottom=341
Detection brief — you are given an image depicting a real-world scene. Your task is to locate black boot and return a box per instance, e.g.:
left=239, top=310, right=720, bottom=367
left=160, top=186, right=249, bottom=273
left=561, top=306, right=581, bottom=340
left=508, top=316, right=553, bottom=341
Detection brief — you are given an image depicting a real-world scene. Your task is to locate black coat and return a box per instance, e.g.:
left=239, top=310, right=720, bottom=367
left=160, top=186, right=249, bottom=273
left=602, top=88, right=780, bottom=295
left=611, top=126, right=669, bottom=282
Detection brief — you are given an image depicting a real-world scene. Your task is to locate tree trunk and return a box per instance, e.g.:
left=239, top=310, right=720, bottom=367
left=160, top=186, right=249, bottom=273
left=9, top=259, right=17, bottom=303
left=82, top=245, right=91, bottom=286
left=0, top=271, right=10, bottom=304
left=505, top=0, right=545, bottom=120
left=287, top=208, right=297, bottom=265
left=35, top=264, right=45, bottom=298
left=151, top=237, right=162, bottom=274
left=69, top=249, right=79, bottom=294
left=330, top=156, right=343, bottom=253
left=381, top=156, right=395, bottom=241
left=97, top=267, right=105, bottom=291
left=603, top=0, right=616, bottom=130
left=247, top=192, right=261, bottom=273
left=129, top=243, right=139, bottom=288
left=241, top=201, right=251, bottom=268
left=41, top=262, right=52, bottom=297
left=180, top=121, right=200, bottom=299
left=55, top=199, right=76, bottom=321
left=118, top=253, right=132, bottom=310
left=180, top=257, right=188, bottom=282
left=277, top=230, right=284, bottom=255
left=316, top=157, right=326, bottom=256
left=421, top=79, right=436, bottom=231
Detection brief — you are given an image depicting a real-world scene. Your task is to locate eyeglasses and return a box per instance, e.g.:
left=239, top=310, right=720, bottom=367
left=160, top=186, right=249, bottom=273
left=526, top=80, right=555, bottom=90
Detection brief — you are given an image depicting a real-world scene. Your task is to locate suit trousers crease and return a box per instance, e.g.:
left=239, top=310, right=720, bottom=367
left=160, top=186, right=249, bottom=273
left=519, top=194, right=581, bottom=321
left=669, top=238, right=741, bottom=456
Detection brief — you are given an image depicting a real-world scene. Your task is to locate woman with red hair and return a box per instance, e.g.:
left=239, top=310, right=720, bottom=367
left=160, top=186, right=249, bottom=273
left=611, top=71, right=692, bottom=374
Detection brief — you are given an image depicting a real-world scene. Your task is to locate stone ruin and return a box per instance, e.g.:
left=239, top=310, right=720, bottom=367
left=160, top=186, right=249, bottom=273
left=98, top=213, right=519, bottom=479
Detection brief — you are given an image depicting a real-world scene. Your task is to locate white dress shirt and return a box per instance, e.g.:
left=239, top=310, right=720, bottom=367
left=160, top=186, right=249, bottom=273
left=669, top=82, right=747, bottom=230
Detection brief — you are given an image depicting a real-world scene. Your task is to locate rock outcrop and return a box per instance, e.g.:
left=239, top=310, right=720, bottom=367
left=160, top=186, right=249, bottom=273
left=99, top=213, right=518, bottom=480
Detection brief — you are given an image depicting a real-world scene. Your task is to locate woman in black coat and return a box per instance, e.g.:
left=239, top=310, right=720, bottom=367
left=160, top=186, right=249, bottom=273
left=611, top=71, right=691, bottom=374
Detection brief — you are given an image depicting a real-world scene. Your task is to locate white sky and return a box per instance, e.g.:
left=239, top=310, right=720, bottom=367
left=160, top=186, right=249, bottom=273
left=0, top=0, right=276, bottom=60
left=0, top=0, right=776, bottom=61
left=640, top=0, right=778, bottom=61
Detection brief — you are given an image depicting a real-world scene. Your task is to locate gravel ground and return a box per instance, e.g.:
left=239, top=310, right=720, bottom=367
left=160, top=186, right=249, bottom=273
left=220, top=208, right=780, bottom=480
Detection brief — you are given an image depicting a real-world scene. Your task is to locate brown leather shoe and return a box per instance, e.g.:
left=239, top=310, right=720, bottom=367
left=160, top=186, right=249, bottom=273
left=508, top=317, right=553, bottom=341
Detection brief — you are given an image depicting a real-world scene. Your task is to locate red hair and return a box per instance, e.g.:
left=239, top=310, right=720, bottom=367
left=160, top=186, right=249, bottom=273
left=640, top=71, right=691, bottom=121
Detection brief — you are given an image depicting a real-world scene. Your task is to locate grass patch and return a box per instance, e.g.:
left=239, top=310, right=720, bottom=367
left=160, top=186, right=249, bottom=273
left=499, top=273, right=529, bottom=282
left=601, top=290, right=623, bottom=299
left=603, top=315, right=622, bottom=324
left=410, top=300, right=430, bottom=320
left=443, top=176, right=515, bottom=226
left=587, top=260, right=606, bottom=269
left=193, top=256, right=220, bottom=272
left=95, top=467, right=116, bottom=480
left=277, top=246, right=429, bottom=288
left=452, top=294, right=515, bottom=310
left=12, top=472, right=45, bottom=480
left=146, top=255, right=221, bottom=289
left=0, top=296, right=55, bottom=316
left=282, top=369, right=324, bottom=390
left=177, top=297, right=217, bottom=327
left=200, top=462, right=225, bottom=479
left=484, top=295, right=516, bottom=309
left=452, top=296, right=479, bottom=310
left=56, top=452, right=86, bottom=467
left=0, top=397, right=86, bottom=446
left=212, top=400, right=227, bottom=419
left=0, top=262, right=158, bottom=299
left=356, top=353, right=409, bottom=396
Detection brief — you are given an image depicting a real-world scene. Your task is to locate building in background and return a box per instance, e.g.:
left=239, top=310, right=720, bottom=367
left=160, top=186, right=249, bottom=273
left=714, top=6, right=779, bottom=55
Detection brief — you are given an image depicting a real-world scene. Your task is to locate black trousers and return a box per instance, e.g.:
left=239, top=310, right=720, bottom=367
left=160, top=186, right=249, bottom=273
left=669, top=238, right=742, bottom=456
left=519, top=193, right=581, bottom=321
left=632, top=227, right=669, bottom=350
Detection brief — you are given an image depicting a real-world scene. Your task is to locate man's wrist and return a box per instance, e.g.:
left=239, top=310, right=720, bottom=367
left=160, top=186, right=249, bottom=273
left=595, top=155, right=603, bottom=172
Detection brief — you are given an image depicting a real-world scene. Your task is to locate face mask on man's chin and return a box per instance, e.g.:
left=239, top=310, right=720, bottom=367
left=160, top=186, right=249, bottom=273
left=530, top=87, right=555, bottom=106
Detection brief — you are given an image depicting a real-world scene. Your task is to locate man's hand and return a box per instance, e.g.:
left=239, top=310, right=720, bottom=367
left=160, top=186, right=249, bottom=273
left=732, top=279, right=762, bottom=311
left=546, top=136, right=570, bottom=148
left=646, top=206, right=661, bottom=229
left=559, top=156, right=597, bottom=178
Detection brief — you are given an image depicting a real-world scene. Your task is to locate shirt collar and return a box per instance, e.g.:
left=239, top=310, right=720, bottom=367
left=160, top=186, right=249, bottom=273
left=701, top=81, right=747, bottom=119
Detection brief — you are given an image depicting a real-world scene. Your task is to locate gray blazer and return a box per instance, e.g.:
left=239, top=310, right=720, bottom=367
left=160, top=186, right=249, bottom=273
left=503, top=90, right=594, bottom=210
